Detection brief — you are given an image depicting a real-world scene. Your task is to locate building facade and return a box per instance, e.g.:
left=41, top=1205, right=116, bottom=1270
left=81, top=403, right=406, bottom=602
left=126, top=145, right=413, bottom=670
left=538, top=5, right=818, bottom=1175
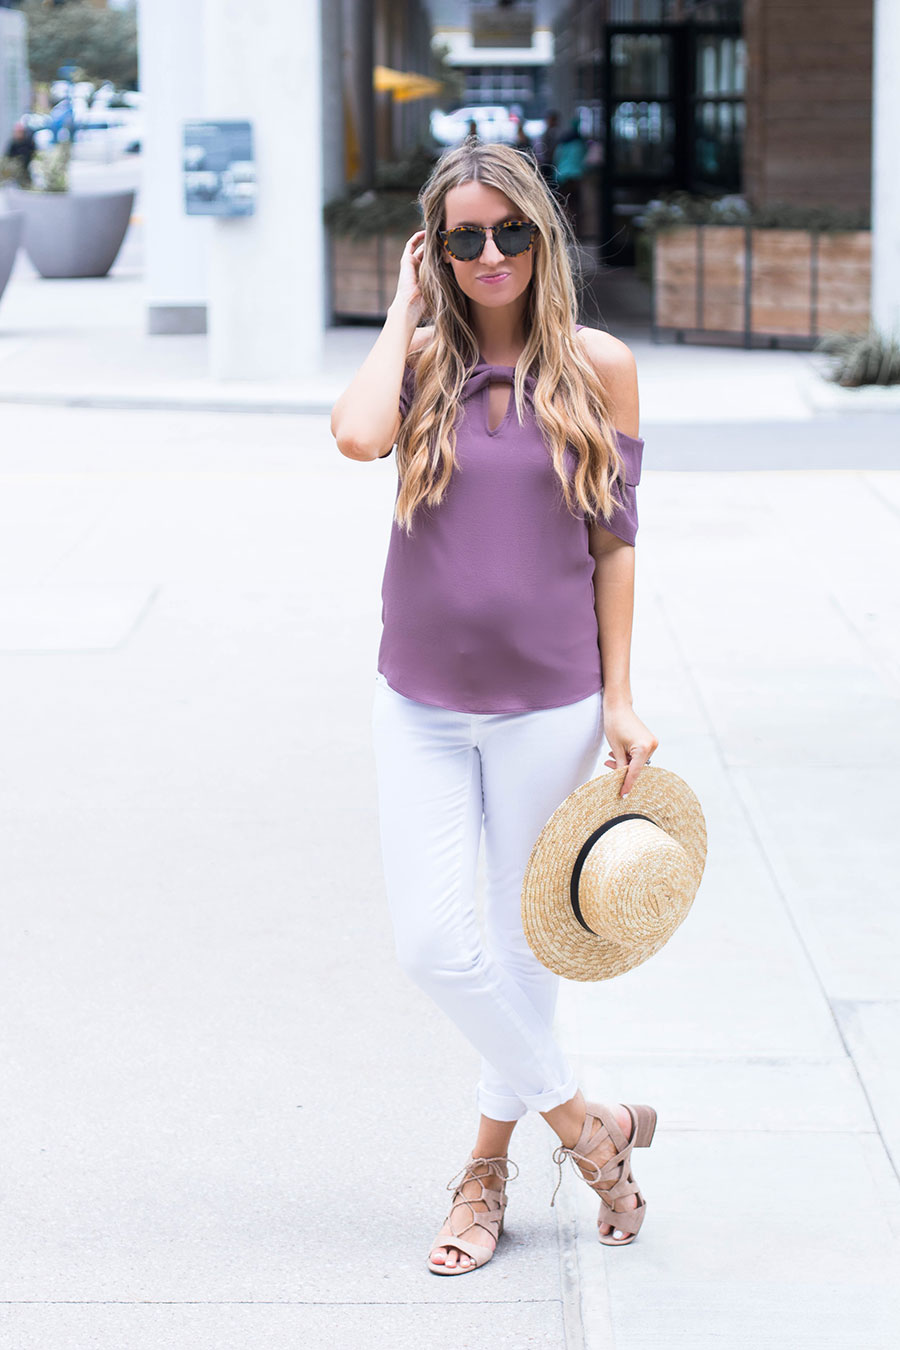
left=131, top=0, right=896, bottom=377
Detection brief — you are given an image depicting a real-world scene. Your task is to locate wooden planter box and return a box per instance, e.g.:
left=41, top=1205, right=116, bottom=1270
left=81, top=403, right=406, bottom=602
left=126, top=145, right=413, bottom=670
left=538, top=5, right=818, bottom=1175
left=330, top=231, right=410, bottom=320
left=652, top=225, right=870, bottom=348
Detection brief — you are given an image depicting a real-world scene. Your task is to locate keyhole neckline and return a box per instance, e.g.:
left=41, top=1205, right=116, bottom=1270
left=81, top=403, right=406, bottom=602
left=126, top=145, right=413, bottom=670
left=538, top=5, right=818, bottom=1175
left=483, top=377, right=515, bottom=436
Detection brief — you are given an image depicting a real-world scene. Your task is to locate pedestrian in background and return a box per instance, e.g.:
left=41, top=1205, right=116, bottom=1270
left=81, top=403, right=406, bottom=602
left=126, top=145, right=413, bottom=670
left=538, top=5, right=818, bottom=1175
left=3, top=120, right=35, bottom=186
left=535, top=108, right=560, bottom=188
left=331, top=142, right=656, bottom=1275
left=553, top=115, right=587, bottom=237
left=513, top=120, right=535, bottom=161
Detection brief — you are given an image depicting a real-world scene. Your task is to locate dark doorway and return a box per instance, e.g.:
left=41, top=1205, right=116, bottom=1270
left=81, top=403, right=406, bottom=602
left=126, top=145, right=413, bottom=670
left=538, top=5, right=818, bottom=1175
left=600, top=17, right=743, bottom=264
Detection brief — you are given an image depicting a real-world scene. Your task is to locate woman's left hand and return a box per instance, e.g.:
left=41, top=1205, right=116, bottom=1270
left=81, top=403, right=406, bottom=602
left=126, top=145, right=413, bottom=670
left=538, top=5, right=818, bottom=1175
left=602, top=702, right=659, bottom=797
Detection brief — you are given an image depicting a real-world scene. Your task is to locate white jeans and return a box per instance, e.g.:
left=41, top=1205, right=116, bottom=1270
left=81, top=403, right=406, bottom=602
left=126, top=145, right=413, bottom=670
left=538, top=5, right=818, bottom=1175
left=371, top=671, right=605, bottom=1122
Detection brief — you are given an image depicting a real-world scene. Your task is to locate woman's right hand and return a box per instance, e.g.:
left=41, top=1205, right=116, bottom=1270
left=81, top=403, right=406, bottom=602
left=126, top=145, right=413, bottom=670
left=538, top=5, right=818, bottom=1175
left=392, top=229, right=427, bottom=325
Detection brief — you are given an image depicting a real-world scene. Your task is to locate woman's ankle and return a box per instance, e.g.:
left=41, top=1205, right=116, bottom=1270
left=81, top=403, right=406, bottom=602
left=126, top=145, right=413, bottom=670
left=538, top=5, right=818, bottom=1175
left=541, top=1090, right=587, bottom=1148
left=473, top=1115, right=518, bottom=1161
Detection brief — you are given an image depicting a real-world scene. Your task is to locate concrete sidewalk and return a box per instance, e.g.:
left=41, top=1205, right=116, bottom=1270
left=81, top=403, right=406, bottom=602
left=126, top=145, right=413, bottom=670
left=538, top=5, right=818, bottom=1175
left=0, top=174, right=898, bottom=1347
left=0, top=398, right=896, bottom=1349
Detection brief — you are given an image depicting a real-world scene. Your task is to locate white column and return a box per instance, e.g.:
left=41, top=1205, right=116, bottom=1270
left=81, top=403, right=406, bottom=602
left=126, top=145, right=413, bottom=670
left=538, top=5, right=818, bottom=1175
left=871, top=0, right=900, bottom=339
left=203, top=0, right=324, bottom=380
left=137, top=0, right=209, bottom=334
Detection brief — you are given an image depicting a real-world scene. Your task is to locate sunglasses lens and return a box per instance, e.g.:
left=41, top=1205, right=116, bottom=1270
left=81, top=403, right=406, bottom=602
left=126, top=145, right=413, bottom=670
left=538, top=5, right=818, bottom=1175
left=496, top=223, right=534, bottom=256
left=449, top=229, right=485, bottom=260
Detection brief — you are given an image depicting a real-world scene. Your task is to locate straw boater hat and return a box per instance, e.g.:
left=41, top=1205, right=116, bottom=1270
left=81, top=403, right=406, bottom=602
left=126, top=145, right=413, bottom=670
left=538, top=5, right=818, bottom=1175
left=521, top=766, right=707, bottom=982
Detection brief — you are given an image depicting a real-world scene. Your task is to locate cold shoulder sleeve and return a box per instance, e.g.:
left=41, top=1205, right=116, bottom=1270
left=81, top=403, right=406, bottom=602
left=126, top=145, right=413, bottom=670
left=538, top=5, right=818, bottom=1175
left=377, top=362, right=416, bottom=460
left=602, top=428, right=644, bottom=546
left=398, top=362, right=417, bottom=419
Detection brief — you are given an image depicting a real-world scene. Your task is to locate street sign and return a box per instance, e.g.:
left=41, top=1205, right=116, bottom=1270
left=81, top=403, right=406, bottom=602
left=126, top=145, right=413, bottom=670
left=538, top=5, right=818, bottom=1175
left=183, top=119, right=256, bottom=217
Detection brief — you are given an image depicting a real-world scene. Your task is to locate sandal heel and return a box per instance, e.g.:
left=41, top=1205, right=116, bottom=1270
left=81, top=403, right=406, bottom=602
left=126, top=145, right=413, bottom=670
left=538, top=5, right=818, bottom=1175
left=628, top=1104, right=657, bottom=1148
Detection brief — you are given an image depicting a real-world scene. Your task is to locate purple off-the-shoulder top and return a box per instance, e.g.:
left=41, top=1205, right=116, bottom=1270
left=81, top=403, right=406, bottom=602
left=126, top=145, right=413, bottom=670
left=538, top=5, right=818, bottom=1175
left=376, top=330, right=643, bottom=714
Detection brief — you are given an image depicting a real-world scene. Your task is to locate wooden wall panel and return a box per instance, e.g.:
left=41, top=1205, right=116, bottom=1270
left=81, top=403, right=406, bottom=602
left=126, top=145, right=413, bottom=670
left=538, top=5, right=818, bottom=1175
left=743, top=0, right=873, bottom=210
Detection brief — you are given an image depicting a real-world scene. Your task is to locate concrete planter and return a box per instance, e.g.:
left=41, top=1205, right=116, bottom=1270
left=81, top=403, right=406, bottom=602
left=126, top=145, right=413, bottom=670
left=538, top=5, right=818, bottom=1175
left=0, top=210, right=23, bottom=304
left=329, top=231, right=409, bottom=320
left=5, top=187, right=135, bottom=279
left=652, top=224, right=871, bottom=348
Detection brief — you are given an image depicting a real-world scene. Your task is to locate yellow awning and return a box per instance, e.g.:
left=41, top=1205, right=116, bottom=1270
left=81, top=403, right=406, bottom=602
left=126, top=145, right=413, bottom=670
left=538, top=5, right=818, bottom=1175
left=373, top=65, right=443, bottom=103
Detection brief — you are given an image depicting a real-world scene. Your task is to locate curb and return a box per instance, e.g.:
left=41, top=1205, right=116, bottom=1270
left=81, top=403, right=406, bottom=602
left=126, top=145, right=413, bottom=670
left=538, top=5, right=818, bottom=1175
left=0, top=387, right=337, bottom=416
left=797, top=367, right=900, bottom=413
left=554, top=1172, right=588, bottom=1350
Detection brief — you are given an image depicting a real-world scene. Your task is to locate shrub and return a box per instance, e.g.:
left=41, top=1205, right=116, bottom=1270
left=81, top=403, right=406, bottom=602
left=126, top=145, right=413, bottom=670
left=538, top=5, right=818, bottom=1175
left=636, top=191, right=869, bottom=235
left=815, top=326, right=900, bottom=387
left=22, top=0, right=138, bottom=89
left=324, top=189, right=423, bottom=240
left=324, top=149, right=438, bottom=238
left=29, top=142, right=72, bottom=193
left=0, top=154, right=31, bottom=188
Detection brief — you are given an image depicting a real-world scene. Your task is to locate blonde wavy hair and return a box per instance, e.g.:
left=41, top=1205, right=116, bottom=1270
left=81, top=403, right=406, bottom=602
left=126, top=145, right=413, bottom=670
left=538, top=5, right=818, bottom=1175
left=395, top=140, right=626, bottom=533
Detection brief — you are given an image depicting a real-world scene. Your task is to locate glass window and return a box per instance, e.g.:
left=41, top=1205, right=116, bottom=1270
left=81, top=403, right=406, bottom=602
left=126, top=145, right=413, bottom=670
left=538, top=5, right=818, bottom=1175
left=611, top=100, right=676, bottom=175
left=611, top=33, right=672, bottom=98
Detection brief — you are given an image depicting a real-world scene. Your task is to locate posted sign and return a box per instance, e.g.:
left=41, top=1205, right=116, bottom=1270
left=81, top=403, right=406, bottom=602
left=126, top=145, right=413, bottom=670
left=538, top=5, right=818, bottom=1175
left=183, top=119, right=256, bottom=217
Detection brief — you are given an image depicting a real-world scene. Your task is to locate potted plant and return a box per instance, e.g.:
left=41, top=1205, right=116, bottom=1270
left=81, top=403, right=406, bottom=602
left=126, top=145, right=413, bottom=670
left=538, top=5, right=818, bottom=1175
left=324, top=149, right=435, bottom=320
left=637, top=192, right=871, bottom=348
left=0, top=199, right=23, bottom=309
left=1, top=142, right=134, bottom=279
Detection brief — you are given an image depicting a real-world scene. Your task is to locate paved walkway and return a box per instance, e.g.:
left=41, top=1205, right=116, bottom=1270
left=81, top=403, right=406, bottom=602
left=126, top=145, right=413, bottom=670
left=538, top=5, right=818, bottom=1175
left=0, top=170, right=898, bottom=1348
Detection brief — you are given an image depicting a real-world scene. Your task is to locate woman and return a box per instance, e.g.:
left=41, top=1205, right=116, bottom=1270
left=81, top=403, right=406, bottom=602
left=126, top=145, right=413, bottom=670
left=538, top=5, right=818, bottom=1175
left=330, top=141, right=658, bottom=1274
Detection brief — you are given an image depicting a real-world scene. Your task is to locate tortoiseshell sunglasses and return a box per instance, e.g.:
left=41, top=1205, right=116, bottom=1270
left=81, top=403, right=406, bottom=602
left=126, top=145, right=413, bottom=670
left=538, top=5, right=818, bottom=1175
left=438, top=219, right=538, bottom=262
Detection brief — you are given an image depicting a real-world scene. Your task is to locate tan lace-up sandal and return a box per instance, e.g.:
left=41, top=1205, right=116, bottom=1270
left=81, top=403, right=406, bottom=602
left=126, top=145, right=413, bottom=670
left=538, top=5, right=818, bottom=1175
left=550, top=1102, right=657, bottom=1246
left=427, top=1154, right=519, bottom=1275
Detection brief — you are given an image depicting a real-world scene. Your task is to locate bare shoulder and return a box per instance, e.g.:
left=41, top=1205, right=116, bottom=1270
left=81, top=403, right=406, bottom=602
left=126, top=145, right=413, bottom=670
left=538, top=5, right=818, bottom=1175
left=574, top=327, right=640, bottom=438
left=575, top=325, right=635, bottom=367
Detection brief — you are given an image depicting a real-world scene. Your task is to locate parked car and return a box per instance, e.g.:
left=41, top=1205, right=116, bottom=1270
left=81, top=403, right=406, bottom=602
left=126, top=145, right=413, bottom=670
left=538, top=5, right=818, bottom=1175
left=71, top=109, right=143, bottom=157
left=430, top=105, right=519, bottom=147
left=523, top=117, right=548, bottom=141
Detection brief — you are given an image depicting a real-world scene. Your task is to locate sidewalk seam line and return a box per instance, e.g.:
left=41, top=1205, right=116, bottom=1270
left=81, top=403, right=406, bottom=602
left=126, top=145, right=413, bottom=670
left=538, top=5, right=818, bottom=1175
left=0, top=1298, right=562, bottom=1307
left=653, top=591, right=900, bottom=1190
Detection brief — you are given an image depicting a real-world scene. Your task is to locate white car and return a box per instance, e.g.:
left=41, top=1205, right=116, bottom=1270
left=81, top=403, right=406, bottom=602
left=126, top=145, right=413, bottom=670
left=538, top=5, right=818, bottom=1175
left=71, top=108, right=143, bottom=158
left=430, top=105, right=519, bottom=147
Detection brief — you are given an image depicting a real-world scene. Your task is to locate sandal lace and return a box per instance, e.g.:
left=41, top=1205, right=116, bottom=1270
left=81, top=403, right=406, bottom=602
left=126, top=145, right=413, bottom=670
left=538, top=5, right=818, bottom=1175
left=445, top=1154, right=519, bottom=1192
left=550, top=1134, right=631, bottom=1209
left=437, top=1154, right=519, bottom=1248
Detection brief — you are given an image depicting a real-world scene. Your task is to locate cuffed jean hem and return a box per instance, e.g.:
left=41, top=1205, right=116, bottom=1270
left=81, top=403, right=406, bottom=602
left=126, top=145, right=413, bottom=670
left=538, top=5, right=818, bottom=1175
left=476, top=1073, right=581, bottom=1123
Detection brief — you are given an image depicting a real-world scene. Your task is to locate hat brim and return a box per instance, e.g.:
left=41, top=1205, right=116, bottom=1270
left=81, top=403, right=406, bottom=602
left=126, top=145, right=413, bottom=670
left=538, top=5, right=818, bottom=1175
left=521, top=765, right=707, bottom=981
